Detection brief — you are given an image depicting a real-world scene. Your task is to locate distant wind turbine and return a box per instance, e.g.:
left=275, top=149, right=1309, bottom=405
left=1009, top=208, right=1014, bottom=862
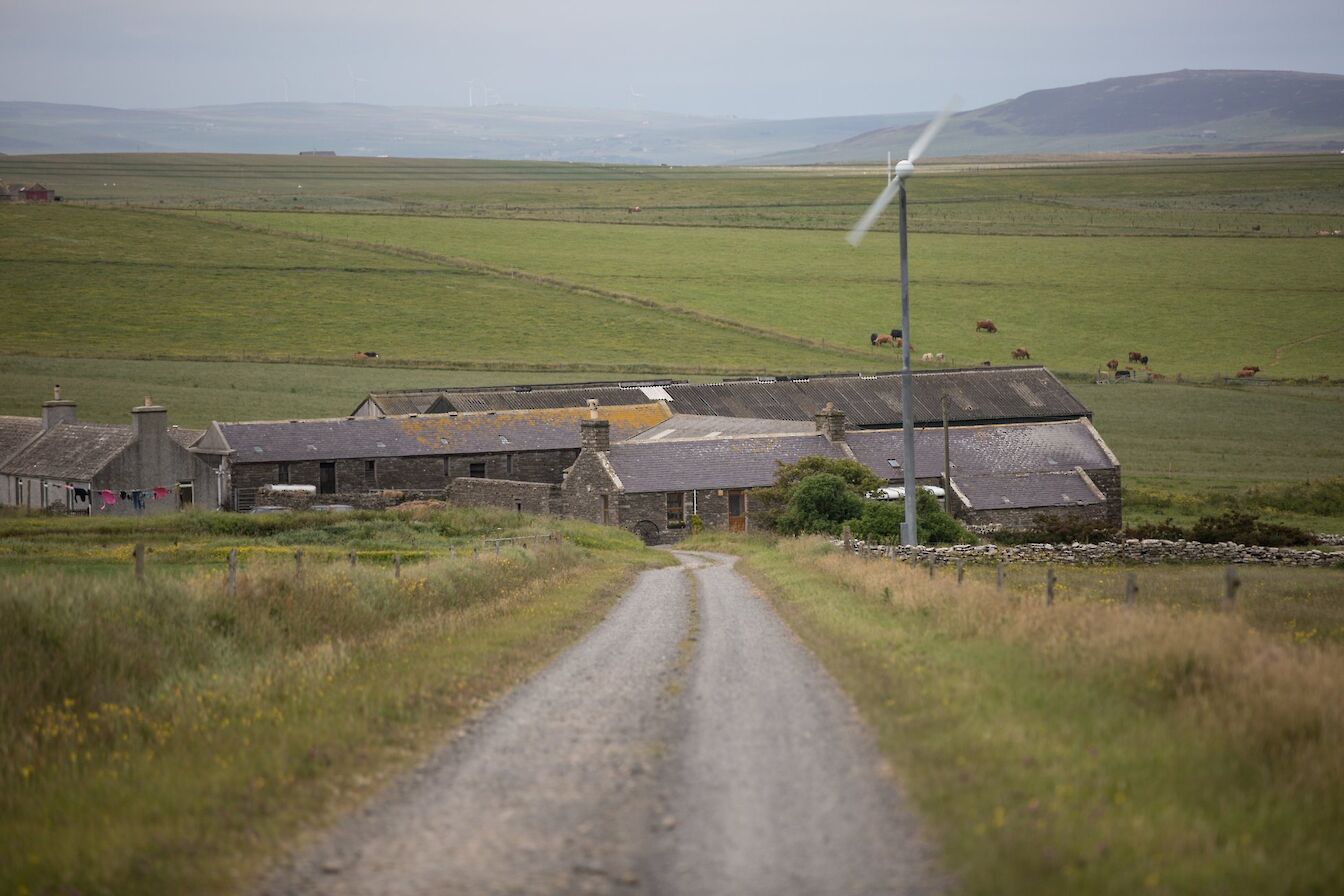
left=630, top=86, right=644, bottom=112
left=347, top=65, right=369, bottom=103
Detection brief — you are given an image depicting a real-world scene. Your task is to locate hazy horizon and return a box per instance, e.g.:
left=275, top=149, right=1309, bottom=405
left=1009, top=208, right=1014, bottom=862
left=3, top=0, right=1342, bottom=121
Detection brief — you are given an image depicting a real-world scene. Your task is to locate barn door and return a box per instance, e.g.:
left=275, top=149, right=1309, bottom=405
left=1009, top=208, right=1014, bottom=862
left=727, top=489, right=747, bottom=532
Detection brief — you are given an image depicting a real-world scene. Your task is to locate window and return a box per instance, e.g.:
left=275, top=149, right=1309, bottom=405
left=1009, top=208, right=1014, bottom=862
left=319, top=462, right=336, bottom=494
left=601, top=494, right=610, bottom=524
left=277, top=462, right=290, bottom=484
left=505, top=453, right=514, bottom=476
left=443, top=456, right=452, bottom=476
left=666, top=492, right=685, bottom=528
left=365, top=459, right=377, bottom=486
left=469, top=462, right=486, bottom=479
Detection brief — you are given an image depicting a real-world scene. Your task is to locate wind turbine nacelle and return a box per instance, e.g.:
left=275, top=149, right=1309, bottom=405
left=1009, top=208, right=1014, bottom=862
left=894, top=159, right=915, bottom=178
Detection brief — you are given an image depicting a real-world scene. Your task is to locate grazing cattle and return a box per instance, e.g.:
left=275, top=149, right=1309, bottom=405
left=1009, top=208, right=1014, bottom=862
left=934, top=352, right=945, bottom=362
left=353, top=351, right=379, bottom=360
left=980, top=360, right=992, bottom=367
left=1128, top=351, right=1143, bottom=362
left=871, top=332, right=896, bottom=347
left=921, top=352, right=935, bottom=363
left=627, top=206, right=641, bottom=213
left=1139, top=355, right=1149, bottom=366
left=1011, top=347, right=1030, bottom=360
left=975, top=319, right=998, bottom=334
left=1116, top=369, right=1132, bottom=380
left=1236, top=366, right=1261, bottom=378
left=1106, top=359, right=1119, bottom=371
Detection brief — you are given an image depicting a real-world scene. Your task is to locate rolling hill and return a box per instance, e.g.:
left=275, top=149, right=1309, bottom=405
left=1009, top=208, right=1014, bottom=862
left=747, top=70, right=1344, bottom=163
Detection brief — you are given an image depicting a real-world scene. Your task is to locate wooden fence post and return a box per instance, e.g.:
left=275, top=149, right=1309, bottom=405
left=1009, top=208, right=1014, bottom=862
left=133, top=543, right=145, bottom=582
left=956, top=559, right=964, bottom=585
left=1046, top=566, right=1056, bottom=607
left=928, top=555, right=935, bottom=579
left=394, top=554, right=401, bottom=579
left=294, top=548, right=304, bottom=581
left=348, top=551, right=357, bottom=568
left=227, top=548, right=238, bottom=597
left=1223, top=565, right=1241, bottom=609
left=1124, top=572, right=1137, bottom=607
left=996, top=562, right=1005, bottom=592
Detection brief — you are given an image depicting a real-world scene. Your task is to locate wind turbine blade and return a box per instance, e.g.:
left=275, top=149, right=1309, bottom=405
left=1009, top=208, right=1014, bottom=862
left=846, top=176, right=902, bottom=247
left=907, top=96, right=960, bottom=163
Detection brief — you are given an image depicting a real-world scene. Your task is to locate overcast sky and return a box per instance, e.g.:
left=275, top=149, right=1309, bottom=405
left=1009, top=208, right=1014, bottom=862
left=3, top=0, right=1341, bottom=119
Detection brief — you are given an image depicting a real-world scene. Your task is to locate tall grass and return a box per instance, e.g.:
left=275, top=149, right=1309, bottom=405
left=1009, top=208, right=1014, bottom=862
left=728, top=537, right=1344, bottom=895
left=0, top=518, right=656, bottom=894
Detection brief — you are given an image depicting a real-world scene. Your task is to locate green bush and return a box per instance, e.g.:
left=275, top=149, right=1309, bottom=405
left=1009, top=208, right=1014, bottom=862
left=774, top=474, right=865, bottom=537
left=848, top=490, right=976, bottom=545
left=753, top=457, right=886, bottom=532
left=1125, top=510, right=1316, bottom=547
left=994, top=512, right=1119, bottom=545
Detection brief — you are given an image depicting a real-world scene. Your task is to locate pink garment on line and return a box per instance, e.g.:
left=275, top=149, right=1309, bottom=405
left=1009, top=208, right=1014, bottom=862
left=153, top=486, right=169, bottom=500
left=100, top=490, right=116, bottom=508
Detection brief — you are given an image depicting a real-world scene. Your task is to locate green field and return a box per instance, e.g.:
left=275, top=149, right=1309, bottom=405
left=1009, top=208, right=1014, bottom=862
left=2, top=152, right=1342, bottom=526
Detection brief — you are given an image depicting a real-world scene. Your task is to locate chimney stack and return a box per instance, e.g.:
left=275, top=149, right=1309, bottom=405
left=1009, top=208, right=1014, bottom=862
left=42, top=384, right=77, bottom=430
left=580, top=418, right=611, bottom=452
left=814, top=402, right=847, bottom=442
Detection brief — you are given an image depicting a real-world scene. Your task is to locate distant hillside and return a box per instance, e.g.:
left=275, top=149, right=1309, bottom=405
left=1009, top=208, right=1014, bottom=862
left=0, top=101, right=927, bottom=165
left=747, top=70, right=1344, bottom=163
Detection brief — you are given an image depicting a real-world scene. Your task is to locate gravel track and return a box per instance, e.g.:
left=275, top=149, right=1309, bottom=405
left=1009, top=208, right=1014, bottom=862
left=258, top=551, right=938, bottom=896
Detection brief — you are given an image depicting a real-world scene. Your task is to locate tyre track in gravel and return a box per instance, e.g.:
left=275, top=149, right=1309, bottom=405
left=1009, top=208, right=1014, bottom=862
left=258, top=551, right=939, bottom=896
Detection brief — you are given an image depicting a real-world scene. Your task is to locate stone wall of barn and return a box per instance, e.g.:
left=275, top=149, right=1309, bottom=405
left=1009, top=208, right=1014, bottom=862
left=952, top=500, right=1114, bottom=531
left=449, top=477, right=562, bottom=515
left=559, top=450, right=617, bottom=525
left=1086, top=466, right=1123, bottom=528
left=229, top=449, right=579, bottom=509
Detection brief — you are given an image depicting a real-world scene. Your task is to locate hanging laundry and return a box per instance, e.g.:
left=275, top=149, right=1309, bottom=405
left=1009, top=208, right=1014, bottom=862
left=73, top=487, right=89, bottom=502
left=153, top=486, right=168, bottom=500
left=131, top=490, right=145, bottom=511
left=100, top=489, right=116, bottom=509
left=119, top=490, right=129, bottom=500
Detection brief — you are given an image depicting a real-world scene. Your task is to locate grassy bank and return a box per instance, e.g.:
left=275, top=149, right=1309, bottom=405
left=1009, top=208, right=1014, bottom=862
left=705, top=535, right=1344, bottom=895
left=0, top=509, right=662, bottom=895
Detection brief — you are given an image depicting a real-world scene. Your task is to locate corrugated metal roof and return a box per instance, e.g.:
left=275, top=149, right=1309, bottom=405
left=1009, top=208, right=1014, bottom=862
left=2, top=423, right=135, bottom=480
left=217, top=404, right=670, bottom=464
left=0, top=416, right=42, bottom=466
left=362, top=368, right=1088, bottom=427
left=846, top=418, right=1114, bottom=480
left=608, top=433, right=844, bottom=493
left=954, top=470, right=1104, bottom=510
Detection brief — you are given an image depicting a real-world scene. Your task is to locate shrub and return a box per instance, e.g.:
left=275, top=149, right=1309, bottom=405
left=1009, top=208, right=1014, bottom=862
left=849, top=490, right=976, bottom=545
left=1125, top=510, right=1316, bottom=547
left=994, top=513, right=1119, bottom=545
left=774, top=474, right=865, bottom=537
left=753, top=457, right=886, bottom=532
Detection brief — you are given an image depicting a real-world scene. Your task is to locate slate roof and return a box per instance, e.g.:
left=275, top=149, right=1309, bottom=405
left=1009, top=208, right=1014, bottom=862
left=360, top=368, right=1089, bottom=428
left=607, top=433, right=844, bottom=493
left=954, top=470, right=1105, bottom=510
left=3, top=423, right=135, bottom=480
left=216, top=404, right=671, bottom=464
left=0, top=416, right=42, bottom=466
left=845, top=418, right=1115, bottom=480
left=625, top=414, right=815, bottom=443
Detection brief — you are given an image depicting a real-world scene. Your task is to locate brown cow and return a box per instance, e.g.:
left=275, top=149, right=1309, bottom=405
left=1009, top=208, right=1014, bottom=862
left=975, top=319, right=998, bottom=334
left=1236, top=366, right=1261, bottom=378
left=871, top=332, right=896, bottom=348
left=1106, top=359, right=1119, bottom=371
left=1011, top=347, right=1030, bottom=360
left=1128, top=351, right=1143, bottom=362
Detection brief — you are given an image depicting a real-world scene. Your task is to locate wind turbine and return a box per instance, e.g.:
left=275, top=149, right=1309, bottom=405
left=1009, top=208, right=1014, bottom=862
left=846, top=98, right=958, bottom=546
left=347, top=65, right=369, bottom=103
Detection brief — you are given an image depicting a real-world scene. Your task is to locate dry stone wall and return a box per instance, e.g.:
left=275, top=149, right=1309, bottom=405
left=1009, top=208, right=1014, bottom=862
left=848, top=538, right=1344, bottom=568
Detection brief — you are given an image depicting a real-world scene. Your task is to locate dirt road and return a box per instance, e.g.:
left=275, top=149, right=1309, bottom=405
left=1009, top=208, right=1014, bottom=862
left=259, top=551, right=938, bottom=895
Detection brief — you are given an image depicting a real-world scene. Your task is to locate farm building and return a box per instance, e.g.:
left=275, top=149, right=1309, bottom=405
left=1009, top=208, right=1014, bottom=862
left=354, top=367, right=1090, bottom=428
left=0, top=182, right=55, bottom=202
left=188, top=403, right=671, bottom=511
left=559, top=406, right=1120, bottom=543
left=0, top=392, right=200, bottom=515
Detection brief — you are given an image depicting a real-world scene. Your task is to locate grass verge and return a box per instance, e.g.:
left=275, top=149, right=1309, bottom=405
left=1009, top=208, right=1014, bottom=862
left=697, top=534, right=1344, bottom=895
left=1, top=513, right=662, bottom=895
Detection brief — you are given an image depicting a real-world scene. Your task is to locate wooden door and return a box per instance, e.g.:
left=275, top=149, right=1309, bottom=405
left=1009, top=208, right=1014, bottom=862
left=728, top=489, right=747, bottom=532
